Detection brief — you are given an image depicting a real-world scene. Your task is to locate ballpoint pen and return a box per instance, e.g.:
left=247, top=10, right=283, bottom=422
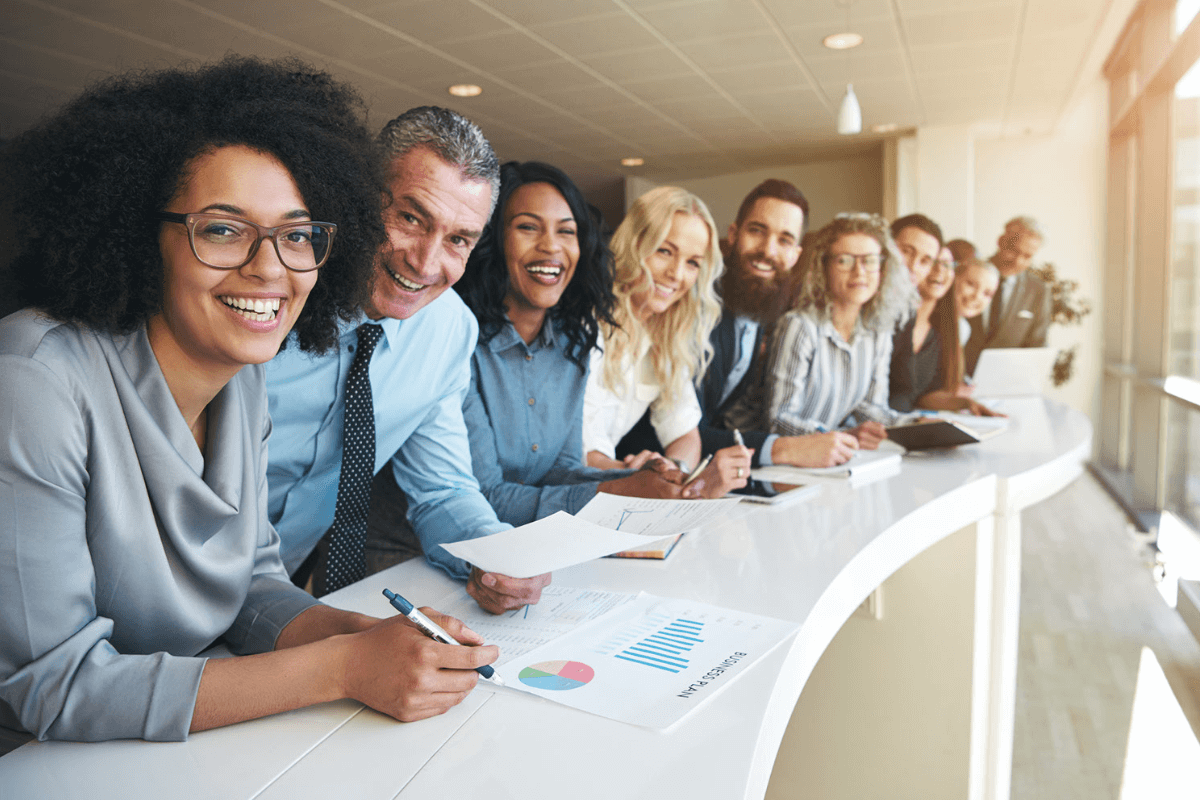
left=732, top=428, right=746, bottom=448
left=382, top=588, right=505, bottom=685
left=683, top=454, right=713, bottom=485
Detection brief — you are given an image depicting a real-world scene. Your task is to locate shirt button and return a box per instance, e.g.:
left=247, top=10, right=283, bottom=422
left=528, top=397, right=535, bottom=406
left=348, top=344, right=355, bottom=353
left=531, top=443, right=539, bottom=452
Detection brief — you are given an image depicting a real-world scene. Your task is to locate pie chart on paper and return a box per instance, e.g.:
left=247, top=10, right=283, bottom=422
left=518, top=660, right=595, bottom=690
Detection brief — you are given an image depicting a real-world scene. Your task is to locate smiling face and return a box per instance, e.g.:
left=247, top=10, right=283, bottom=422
left=993, top=230, right=1042, bottom=278
left=955, top=262, right=1000, bottom=319
left=502, top=181, right=579, bottom=317
left=918, top=246, right=955, bottom=302
left=825, top=232, right=882, bottom=315
left=727, top=196, right=804, bottom=288
left=151, top=145, right=318, bottom=375
left=366, top=146, right=493, bottom=321
left=631, top=211, right=710, bottom=320
left=894, top=225, right=941, bottom=286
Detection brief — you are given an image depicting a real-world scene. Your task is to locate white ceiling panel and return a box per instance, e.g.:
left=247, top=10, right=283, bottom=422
left=0, top=0, right=1127, bottom=194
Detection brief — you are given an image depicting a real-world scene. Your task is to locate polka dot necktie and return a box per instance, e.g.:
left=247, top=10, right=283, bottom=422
left=317, top=323, right=383, bottom=596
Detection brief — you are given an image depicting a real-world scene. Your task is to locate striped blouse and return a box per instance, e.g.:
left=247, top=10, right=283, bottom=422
left=765, top=310, right=902, bottom=435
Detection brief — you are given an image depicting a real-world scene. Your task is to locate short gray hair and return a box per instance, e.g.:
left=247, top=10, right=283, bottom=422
left=1004, top=215, right=1045, bottom=243
left=378, top=106, right=500, bottom=212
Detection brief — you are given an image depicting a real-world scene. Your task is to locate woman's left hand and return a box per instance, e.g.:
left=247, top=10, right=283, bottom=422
left=692, top=445, right=753, bottom=498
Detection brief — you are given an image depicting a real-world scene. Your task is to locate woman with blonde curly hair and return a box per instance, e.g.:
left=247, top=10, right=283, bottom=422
left=765, top=212, right=915, bottom=449
left=583, top=186, right=750, bottom=497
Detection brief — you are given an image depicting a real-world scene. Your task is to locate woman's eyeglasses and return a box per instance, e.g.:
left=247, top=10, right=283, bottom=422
left=156, top=212, right=337, bottom=272
left=825, top=253, right=882, bottom=273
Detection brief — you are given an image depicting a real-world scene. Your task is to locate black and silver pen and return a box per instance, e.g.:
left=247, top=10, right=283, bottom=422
left=382, top=588, right=504, bottom=685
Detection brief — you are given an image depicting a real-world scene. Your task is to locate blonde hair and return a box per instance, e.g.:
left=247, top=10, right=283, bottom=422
left=791, top=212, right=916, bottom=333
left=602, top=186, right=723, bottom=407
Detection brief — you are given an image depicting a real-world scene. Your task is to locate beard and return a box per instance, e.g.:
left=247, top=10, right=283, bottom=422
left=720, top=245, right=797, bottom=325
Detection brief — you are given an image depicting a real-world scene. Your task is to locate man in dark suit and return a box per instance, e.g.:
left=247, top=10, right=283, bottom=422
left=964, top=216, right=1051, bottom=375
left=703, top=180, right=860, bottom=468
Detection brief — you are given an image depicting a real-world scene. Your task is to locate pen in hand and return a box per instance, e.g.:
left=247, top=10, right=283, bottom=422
left=382, top=588, right=505, bottom=685
left=732, top=428, right=746, bottom=449
left=683, top=454, right=713, bottom=486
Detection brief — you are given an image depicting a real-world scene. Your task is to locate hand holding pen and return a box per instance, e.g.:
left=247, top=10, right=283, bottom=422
left=684, top=431, right=753, bottom=498
left=383, top=589, right=505, bottom=685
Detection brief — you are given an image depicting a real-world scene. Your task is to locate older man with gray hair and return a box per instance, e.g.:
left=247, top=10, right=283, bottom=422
left=964, top=215, right=1051, bottom=375
left=266, top=106, right=550, bottom=617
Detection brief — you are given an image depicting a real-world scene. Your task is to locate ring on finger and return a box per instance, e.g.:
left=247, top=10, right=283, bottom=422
left=736, top=467, right=744, bottom=478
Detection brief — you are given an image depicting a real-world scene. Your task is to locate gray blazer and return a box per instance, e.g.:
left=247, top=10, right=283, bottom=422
left=964, top=270, right=1052, bottom=375
left=0, top=310, right=319, bottom=752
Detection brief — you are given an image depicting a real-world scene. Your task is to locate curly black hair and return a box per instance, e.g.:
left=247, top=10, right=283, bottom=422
left=0, top=56, right=387, bottom=353
left=454, top=161, right=616, bottom=370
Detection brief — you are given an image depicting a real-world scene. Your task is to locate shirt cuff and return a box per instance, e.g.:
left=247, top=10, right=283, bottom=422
left=757, top=434, right=780, bottom=467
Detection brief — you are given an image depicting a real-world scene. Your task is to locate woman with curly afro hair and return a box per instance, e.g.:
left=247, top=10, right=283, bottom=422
left=0, top=56, right=496, bottom=754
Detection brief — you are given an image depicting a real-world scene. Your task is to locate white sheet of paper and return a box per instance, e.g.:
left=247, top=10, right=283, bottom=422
left=751, top=447, right=901, bottom=481
left=493, top=592, right=799, bottom=730
left=438, top=511, right=654, bottom=578
left=574, top=494, right=742, bottom=537
left=432, top=584, right=638, bottom=666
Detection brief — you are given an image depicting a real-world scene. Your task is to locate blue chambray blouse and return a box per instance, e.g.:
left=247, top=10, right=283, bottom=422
left=463, top=318, right=618, bottom=526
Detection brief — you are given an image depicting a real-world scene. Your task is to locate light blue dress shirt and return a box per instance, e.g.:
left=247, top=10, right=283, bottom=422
left=464, top=318, right=618, bottom=526
left=265, top=292, right=509, bottom=580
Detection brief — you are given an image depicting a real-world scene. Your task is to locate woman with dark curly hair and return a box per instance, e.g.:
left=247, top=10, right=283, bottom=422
left=453, top=161, right=698, bottom=526
left=764, top=213, right=915, bottom=448
left=0, top=57, right=495, bottom=754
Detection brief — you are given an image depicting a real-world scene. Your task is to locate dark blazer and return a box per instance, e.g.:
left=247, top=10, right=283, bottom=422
left=964, top=269, right=1052, bottom=375
left=615, top=312, right=772, bottom=466
left=697, top=313, right=770, bottom=464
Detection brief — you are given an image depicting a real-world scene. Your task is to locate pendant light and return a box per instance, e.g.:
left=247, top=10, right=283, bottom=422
left=838, top=85, right=862, bottom=135
left=825, top=1, right=863, bottom=135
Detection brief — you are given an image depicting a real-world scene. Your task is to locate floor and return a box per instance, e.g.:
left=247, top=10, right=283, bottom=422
left=1010, top=472, right=1200, bottom=798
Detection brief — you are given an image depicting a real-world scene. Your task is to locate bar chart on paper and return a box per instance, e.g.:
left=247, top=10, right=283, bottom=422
left=613, top=617, right=705, bottom=673
left=495, top=594, right=799, bottom=729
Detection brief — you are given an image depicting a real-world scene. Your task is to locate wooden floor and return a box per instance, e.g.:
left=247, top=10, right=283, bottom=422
left=1010, top=472, right=1200, bottom=797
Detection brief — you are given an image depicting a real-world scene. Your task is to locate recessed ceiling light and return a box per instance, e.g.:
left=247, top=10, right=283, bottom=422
left=447, top=84, right=482, bottom=97
left=823, top=32, right=863, bottom=50
left=621, top=157, right=645, bottom=167
left=872, top=123, right=900, bottom=133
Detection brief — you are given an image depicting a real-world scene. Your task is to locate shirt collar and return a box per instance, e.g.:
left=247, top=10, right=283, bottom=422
left=486, top=316, right=558, bottom=354
left=338, top=311, right=403, bottom=351
left=819, top=317, right=859, bottom=350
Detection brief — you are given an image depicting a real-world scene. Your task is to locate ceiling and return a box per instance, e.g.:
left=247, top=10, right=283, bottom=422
left=1, top=0, right=1124, bottom=197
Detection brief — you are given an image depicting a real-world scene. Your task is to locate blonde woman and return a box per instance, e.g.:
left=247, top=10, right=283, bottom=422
left=583, top=186, right=750, bottom=497
left=765, top=213, right=915, bottom=448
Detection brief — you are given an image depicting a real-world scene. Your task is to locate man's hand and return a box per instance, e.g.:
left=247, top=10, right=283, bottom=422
left=599, top=469, right=702, bottom=499
left=772, top=431, right=859, bottom=468
left=848, top=421, right=888, bottom=450
left=622, top=449, right=668, bottom=470
left=341, top=610, right=496, bottom=722
left=692, top=445, right=753, bottom=498
left=467, top=568, right=551, bottom=614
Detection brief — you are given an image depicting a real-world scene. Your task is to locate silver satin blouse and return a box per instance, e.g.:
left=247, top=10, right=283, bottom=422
left=0, top=310, right=319, bottom=751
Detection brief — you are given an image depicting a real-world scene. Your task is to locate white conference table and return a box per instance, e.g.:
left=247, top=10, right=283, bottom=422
left=0, top=397, right=1091, bottom=800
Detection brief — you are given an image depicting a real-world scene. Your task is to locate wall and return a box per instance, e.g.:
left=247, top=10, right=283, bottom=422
left=628, top=148, right=884, bottom=233
left=973, top=77, right=1108, bottom=420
